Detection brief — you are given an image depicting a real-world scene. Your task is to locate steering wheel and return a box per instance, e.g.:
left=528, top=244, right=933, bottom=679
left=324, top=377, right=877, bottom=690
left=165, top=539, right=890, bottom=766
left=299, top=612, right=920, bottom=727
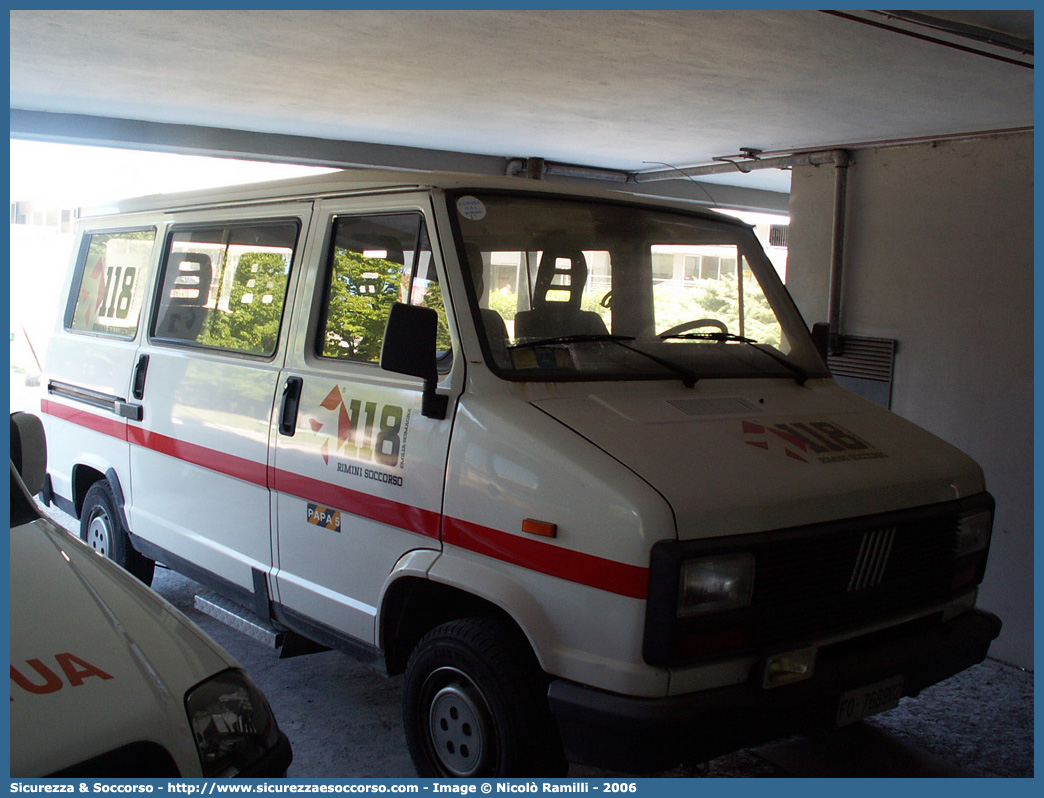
left=658, top=318, right=729, bottom=338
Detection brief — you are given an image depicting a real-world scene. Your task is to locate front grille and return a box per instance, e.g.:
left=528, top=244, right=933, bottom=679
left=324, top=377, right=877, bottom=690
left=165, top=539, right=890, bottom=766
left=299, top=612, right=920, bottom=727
left=746, top=507, right=960, bottom=649
left=644, top=493, right=993, bottom=667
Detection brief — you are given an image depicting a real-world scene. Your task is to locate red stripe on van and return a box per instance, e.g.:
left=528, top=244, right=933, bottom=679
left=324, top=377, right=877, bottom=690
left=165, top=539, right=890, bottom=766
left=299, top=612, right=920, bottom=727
left=126, top=426, right=269, bottom=487
left=41, top=399, right=128, bottom=440
left=42, top=405, right=648, bottom=598
left=270, top=467, right=441, bottom=539
left=442, top=517, right=649, bottom=600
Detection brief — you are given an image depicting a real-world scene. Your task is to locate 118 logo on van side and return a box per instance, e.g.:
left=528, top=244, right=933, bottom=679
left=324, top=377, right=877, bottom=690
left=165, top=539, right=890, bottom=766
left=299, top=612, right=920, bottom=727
left=315, top=386, right=407, bottom=469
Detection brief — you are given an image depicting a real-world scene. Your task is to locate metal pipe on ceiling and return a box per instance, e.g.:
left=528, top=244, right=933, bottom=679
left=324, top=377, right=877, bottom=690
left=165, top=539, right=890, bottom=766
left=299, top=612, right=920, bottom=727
left=824, top=10, right=1033, bottom=69
left=508, top=150, right=849, bottom=185
left=876, top=10, right=1033, bottom=56
left=544, top=161, right=631, bottom=182
left=633, top=149, right=843, bottom=182
left=507, top=157, right=631, bottom=182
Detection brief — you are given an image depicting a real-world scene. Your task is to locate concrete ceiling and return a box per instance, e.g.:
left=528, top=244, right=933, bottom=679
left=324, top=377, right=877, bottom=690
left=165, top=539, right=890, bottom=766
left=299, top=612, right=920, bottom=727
left=8, top=9, right=1034, bottom=210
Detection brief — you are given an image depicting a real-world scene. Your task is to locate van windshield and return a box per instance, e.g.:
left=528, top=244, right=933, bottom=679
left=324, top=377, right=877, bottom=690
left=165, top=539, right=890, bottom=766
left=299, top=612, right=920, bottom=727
left=450, top=192, right=826, bottom=383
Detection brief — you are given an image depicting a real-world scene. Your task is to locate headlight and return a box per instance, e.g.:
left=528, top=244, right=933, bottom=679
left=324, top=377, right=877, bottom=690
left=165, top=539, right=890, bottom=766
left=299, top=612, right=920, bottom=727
left=955, top=508, right=993, bottom=557
left=677, top=553, right=755, bottom=617
left=952, top=505, right=994, bottom=591
left=185, top=669, right=281, bottom=777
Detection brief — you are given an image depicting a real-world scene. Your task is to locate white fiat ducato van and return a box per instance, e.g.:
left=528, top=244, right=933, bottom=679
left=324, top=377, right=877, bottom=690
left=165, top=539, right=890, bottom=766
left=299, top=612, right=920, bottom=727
left=10, top=411, right=292, bottom=777
left=40, top=169, right=1001, bottom=776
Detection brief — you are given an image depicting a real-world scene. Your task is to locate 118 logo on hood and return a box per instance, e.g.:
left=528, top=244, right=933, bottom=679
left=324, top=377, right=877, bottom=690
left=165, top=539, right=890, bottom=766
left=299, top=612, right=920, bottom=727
left=742, top=420, right=887, bottom=464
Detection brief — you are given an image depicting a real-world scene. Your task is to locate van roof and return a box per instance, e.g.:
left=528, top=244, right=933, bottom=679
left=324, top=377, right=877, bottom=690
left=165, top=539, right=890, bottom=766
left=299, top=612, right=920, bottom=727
left=81, top=167, right=749, bottom=228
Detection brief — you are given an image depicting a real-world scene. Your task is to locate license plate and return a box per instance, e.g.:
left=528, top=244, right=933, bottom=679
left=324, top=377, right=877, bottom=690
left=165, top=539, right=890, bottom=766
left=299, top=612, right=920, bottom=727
left=836, top=676, right=905, bottom=727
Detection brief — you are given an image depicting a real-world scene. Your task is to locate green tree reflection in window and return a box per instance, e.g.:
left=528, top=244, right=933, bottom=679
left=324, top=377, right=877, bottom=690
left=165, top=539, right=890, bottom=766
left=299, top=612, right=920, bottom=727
left=323, top=249, right=404, bottom=361
left=200, top=251, right=290, bottom=356
left=320, top=213, right=452, bottom=364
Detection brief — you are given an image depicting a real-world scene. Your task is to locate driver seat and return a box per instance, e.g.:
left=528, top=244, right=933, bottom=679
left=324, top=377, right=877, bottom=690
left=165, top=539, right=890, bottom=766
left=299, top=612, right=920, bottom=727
left=513, top=248, right=608, bottom=340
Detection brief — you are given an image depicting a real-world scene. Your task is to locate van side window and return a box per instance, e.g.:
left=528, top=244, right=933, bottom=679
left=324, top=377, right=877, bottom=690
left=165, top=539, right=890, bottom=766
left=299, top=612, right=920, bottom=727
left=152, top=221, right=299, bottom=357
left=319, top=213, right=451, bottom=363
left=66, top=228, right=156, bottom=338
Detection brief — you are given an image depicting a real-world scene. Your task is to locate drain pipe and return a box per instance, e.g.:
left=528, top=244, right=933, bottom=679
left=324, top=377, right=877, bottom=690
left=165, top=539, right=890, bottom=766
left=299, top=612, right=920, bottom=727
left=826, top=150, right=851, bottom=356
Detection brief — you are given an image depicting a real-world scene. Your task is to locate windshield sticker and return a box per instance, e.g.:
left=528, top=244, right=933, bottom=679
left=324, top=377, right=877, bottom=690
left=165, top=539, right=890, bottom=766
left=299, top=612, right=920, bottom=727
left=509, top=346, right=575, bottom=371
left=456, top=196, right=487, bottom=221
left=741, top=420, right=887, bottom=464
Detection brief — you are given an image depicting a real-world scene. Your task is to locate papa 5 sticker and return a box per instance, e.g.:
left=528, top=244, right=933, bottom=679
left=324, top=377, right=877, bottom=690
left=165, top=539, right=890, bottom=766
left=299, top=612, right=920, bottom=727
left=456, top=196, right=486, bottom=221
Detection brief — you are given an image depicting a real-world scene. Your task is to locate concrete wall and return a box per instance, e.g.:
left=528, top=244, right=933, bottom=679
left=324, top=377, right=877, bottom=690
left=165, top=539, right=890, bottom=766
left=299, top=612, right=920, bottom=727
left=787, top=133, right=1033, bottom=669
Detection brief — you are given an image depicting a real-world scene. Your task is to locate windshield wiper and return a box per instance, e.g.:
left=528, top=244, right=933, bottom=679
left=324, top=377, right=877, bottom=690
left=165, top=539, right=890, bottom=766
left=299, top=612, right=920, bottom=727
left=509, top=333, right=636, bottom=349
left=509, top=334, right=701, bottom=388
left=660, top=331, right=809, bottom=385
left=659, top=331, right=756, bottom=343
left=747, top=342, right=810, bottom=385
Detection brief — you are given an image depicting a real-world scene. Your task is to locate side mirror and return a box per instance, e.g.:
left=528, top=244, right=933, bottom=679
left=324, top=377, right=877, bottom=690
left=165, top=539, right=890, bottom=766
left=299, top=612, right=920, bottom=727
left=380, top=303, right=448, bottom=420
left=10, top=412, right=47, bottom=495
left=811, top=322, right=831, bottom=362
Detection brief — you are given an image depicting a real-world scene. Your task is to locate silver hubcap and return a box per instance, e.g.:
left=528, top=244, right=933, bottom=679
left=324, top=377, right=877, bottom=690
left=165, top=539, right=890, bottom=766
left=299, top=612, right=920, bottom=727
left=425, top=667, right=494, bottom=777
left=85, top=510, right=112, bottom=558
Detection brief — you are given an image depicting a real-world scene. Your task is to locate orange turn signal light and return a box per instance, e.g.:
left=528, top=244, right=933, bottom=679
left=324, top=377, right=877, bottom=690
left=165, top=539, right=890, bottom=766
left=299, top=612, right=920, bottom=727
left=522, top=518, right=557, bottom=538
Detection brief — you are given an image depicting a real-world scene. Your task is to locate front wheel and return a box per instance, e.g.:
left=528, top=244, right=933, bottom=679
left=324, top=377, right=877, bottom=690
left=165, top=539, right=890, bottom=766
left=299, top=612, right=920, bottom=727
left=403, top=617, right=567, bottom=777
left=80, top=480, right=155, bottom=585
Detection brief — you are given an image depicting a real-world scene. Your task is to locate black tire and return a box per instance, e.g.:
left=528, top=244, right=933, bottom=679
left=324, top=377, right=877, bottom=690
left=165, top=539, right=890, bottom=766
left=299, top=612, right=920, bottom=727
left=403, top=616, right=567, bottom=778
left=80, top=480, right=155, bottom=586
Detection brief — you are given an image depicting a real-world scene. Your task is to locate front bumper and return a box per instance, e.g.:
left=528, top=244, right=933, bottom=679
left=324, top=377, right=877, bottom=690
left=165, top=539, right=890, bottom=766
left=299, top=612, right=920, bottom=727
left=548, top=609, right=1001, bottom=773
left=238, top=732, right=293, bottom=778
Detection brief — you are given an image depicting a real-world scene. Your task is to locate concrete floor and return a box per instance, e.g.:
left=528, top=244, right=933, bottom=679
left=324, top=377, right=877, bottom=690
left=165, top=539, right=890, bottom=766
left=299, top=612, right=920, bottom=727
left=148, top=566, right=1032, bottom=779
left=43, top=504, right=1033, bottom=779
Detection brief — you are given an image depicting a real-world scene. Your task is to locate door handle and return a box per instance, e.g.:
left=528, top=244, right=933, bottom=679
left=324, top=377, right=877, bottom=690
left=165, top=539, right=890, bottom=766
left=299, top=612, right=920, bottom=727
left=132, top=354, right=150, bottom=400
left=279, top=376, right=304, bottom=436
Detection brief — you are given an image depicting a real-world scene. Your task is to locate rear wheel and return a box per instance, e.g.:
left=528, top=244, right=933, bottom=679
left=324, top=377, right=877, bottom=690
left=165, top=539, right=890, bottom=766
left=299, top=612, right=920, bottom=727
left=404, top=617, right=567, bottom=777
left=80, top=480, right=155, bottom=585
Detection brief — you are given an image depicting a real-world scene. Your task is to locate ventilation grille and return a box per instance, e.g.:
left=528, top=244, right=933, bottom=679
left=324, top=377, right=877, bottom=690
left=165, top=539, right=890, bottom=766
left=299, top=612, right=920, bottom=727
left=828, top=336, right=897, bottom=382
left=768, top=224, right=790, bottom=248
left=668, top=397, right=760, bottom=417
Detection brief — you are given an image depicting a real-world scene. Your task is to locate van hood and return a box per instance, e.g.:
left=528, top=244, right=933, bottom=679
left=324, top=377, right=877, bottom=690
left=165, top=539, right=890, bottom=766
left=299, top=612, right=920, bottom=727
left=9, top=515, right=231, bottom=776
left=530, top=379, right=986, bottom=540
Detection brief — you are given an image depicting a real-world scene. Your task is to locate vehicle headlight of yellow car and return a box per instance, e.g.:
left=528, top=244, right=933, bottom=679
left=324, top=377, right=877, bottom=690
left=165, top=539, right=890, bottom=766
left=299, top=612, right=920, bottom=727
left=185, top=669, right=282, bottom=777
